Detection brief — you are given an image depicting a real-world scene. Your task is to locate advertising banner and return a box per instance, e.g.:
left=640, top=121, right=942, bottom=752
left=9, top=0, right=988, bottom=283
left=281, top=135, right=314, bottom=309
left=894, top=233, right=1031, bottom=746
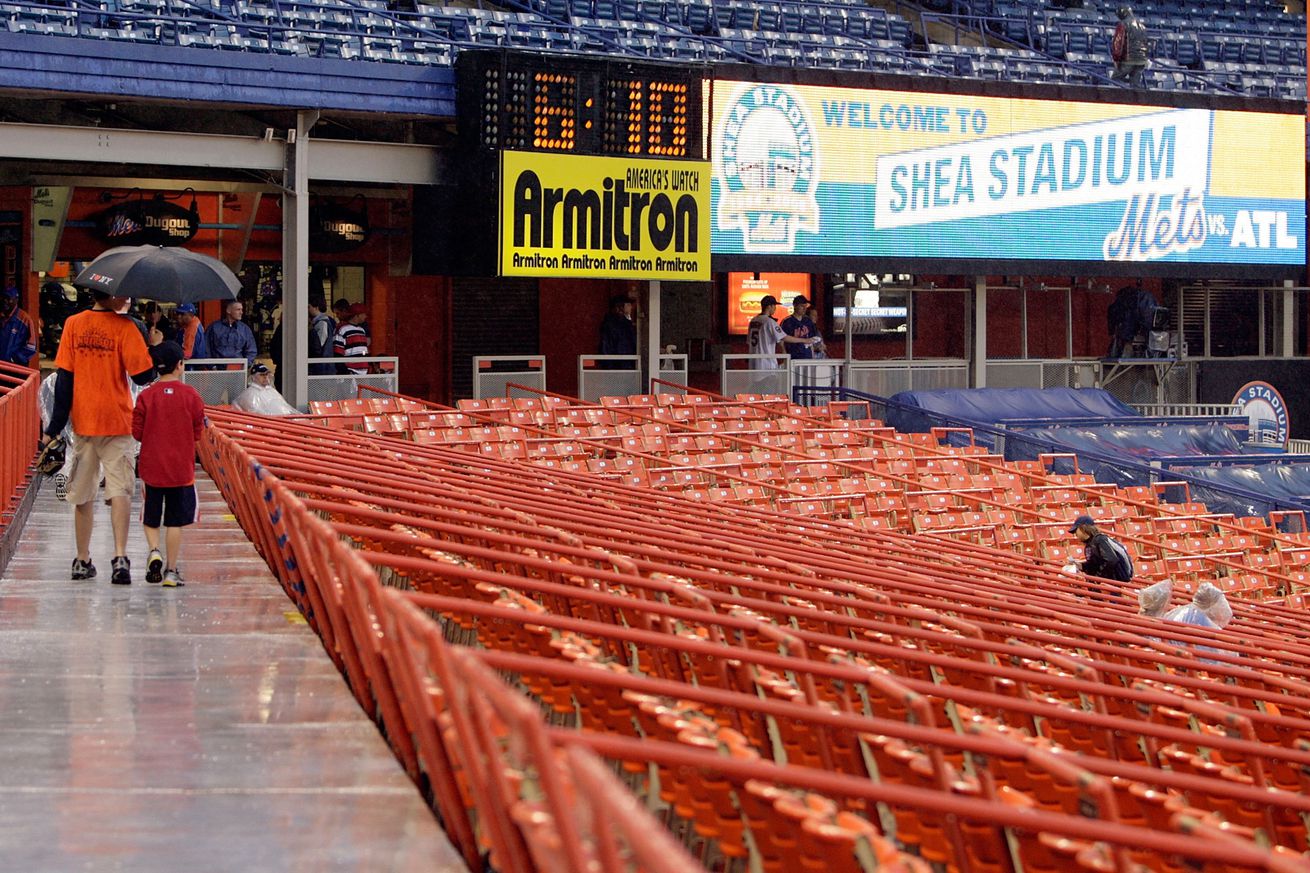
left=726, top=272, right=810, bottom=334
left=709, top=80, right=1306, bottom=266
left=499, top=151, right=711, bottom=280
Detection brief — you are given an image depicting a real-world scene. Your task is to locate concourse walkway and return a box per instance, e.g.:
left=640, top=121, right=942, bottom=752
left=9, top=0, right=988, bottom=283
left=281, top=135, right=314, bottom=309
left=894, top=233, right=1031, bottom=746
left=0, top=475, right=465, bottom=872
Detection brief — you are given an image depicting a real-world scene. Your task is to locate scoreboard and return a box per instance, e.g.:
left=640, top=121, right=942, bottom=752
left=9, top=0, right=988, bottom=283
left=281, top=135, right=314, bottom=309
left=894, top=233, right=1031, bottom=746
left=456, top=50, right=703, bottom=159
left=453, top=50, right=709, bottom=278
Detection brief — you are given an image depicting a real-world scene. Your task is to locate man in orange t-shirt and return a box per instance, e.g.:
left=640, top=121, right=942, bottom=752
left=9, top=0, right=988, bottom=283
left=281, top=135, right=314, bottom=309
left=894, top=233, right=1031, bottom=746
left=42, top=289, right=156, bottom=584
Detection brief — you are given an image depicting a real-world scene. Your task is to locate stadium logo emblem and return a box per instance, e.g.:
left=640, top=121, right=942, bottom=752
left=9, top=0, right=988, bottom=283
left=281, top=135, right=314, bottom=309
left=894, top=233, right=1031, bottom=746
left=715, top=84, right=819, bottom=253
left=1233, top=381, right=1289, bottom=445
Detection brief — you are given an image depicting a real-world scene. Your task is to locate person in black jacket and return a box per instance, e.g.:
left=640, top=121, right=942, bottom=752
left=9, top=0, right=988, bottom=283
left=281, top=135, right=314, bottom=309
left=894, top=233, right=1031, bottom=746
left=1110, top=5, right=1149, bottom=86
left=1069, top=515, right=1134, bottom=593
left=597, top=293, right=637, bottom=370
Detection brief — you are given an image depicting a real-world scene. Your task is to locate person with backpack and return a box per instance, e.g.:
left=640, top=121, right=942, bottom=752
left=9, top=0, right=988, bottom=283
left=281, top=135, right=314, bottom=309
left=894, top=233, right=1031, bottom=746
left=1069, top=514, right=1134, bottom=593
left=307, top=294, right=336, bottom=375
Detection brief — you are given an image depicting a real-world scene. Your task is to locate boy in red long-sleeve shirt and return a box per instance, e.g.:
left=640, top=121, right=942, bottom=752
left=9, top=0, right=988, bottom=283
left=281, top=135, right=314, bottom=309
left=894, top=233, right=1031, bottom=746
left=132, top=341, right=206, bottom=587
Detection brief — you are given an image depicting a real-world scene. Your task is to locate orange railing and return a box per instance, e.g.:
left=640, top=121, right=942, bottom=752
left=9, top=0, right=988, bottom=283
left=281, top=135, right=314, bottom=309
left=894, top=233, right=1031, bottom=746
left=0, top=361, right=40, bottom=531
left=200, top=404, right=1310, bottom=873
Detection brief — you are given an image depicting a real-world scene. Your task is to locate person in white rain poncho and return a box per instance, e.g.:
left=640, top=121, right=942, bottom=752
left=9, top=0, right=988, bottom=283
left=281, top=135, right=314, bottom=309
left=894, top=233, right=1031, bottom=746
left=1136, top=579, right=1173, bottom=618
left=1165, top=581, right=1234, bottom=629
left=232, top=363, right=298, bottom=416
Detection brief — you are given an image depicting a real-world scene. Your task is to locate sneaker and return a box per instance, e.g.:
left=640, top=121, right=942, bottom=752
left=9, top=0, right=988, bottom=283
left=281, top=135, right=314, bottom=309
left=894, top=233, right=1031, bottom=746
left=70, top=558, right=96, bottom=581
left=111, top=556, right=131, bottom=586
left=162, top=568, right=185, bottom=588
left=146, top=549, right=164, bottom=584
left=53, top=472, right=68, bottom=502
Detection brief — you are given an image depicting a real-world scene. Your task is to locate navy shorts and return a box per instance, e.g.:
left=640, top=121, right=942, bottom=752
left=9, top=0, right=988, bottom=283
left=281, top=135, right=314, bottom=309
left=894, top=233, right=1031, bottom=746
left=142, top=484, right=198, bottom=529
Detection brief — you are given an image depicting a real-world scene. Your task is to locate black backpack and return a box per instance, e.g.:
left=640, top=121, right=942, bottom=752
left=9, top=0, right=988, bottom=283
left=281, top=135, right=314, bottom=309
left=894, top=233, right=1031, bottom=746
left=309, top=314, right=335, bottom=358
left=1106, top=537, right=1135, bottom=581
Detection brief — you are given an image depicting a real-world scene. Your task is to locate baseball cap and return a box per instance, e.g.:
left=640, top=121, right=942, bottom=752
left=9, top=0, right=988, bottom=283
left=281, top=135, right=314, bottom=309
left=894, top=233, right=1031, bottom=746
left=175, top=303, right=197, bottom=314
left=151, top=340, right=184, bottom=374
left=1, top=285, right=18, bottom=298
left=793, top=294, right=810, bottom=307
left=759, top=295, right=778, bottom=307
left=348, top=303, right=368, bottom=316
left=1068, top=514, right=1095, bottom=533
left=250, top=362, right=271, bottom=376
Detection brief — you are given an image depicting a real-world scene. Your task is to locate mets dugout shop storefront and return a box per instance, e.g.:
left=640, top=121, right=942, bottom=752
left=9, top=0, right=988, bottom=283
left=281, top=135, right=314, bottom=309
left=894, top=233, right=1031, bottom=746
left=54, top=310, right=154, bottom=506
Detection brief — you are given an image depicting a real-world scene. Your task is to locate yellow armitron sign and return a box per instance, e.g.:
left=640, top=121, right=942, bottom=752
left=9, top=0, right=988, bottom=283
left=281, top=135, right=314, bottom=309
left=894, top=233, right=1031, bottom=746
left=499, top=151, right=710, bottom=280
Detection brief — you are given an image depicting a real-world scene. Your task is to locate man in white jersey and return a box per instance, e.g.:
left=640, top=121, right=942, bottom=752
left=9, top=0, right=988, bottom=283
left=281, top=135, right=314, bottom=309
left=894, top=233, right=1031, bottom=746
left=747, top=294, right=818, bottom=369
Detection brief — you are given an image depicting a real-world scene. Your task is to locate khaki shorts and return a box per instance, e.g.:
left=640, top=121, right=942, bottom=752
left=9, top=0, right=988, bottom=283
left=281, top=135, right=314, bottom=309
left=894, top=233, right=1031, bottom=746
left=65, top=434, right=136, bottom=506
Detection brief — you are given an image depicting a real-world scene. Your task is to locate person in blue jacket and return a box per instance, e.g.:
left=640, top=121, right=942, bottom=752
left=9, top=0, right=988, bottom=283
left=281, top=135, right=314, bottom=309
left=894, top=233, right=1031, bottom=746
left=205, top=299, right=257, bottom=364
left=0, top=285, right=37, bottom=366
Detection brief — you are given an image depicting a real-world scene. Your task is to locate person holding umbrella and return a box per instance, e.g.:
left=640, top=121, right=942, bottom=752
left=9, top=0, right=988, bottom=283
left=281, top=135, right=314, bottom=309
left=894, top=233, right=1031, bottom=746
left=41, top=288, right=156, bottom=583
left=37, top=245, right=242, bottom=584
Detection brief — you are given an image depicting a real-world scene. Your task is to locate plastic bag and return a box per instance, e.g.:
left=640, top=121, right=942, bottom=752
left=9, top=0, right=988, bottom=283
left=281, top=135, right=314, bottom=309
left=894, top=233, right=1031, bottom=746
left=1136, top=579, right=1173, bottom=617
left=38, top=372, right=72, bottom=442
left=232, top=384, right=298, bottom=416
left=1191, top=581, right=1234, bottom=628
left=1162, top=604, right=1218, bottom=628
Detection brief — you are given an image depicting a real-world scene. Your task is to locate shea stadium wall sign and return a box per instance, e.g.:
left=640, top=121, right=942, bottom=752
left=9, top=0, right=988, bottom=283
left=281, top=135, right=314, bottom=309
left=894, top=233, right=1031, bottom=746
left=707, top=78, right=1306, bottom=276
left=1232, top=381, right=1290, bottom=446
left=499, top=151, right=710, bottom=280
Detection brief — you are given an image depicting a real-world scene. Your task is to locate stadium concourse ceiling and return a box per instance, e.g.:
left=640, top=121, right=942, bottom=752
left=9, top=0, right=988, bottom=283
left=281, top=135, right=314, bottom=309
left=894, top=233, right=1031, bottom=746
left=0, top=94, right=454, bottom=144
left=0, top=94, right=455, bottom=187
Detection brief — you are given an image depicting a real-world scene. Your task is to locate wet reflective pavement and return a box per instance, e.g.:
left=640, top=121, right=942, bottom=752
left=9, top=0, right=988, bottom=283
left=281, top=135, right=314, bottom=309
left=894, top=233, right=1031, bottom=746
left=0, top=476, right=465, bottom=872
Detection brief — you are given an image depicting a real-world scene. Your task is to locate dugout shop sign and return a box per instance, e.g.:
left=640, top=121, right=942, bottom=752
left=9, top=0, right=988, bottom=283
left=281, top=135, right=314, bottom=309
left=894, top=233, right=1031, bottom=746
left=709, top=81, right=1306, bottom=266
left=93, top=197, right=199, bottom=247
left=499, top=151, right=710, bottom=280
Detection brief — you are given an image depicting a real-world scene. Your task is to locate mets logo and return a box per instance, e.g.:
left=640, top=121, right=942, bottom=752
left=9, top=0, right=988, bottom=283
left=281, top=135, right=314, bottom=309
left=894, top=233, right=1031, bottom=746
left=105, top=213, right=142, bottom=238
left=714, top=84, right=820, bottom=253
left=1233, top=381, right=1289, bottom=445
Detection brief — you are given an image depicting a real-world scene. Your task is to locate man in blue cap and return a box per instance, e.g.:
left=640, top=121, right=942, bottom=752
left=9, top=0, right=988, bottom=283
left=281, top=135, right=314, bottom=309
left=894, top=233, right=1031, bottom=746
left=175, top=303, right=208, bottom=360
left=0, top=285, right=37, bottom=366
left=1069, top=514, right=1134, bottom=592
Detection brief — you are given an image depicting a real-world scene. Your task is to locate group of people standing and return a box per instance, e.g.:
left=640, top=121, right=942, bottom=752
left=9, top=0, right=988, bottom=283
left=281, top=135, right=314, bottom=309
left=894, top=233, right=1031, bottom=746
left=133, top=295, right=372, bottom=383
left=747, top=293, right=827, bottom=368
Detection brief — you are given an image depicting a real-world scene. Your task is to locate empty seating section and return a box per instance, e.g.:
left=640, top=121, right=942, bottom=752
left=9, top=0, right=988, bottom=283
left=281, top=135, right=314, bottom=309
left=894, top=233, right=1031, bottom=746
left=307, top=389, right=1310, bottom=600
left=200, top=387, right=1310, bottom=871
left=966, top=0, right=1305, bottom=99
left=4, top=0, right=1298, bottom=95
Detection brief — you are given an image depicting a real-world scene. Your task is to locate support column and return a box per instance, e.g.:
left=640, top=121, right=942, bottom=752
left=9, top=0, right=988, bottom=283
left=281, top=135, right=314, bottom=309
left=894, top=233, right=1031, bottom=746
left=647, top=280, right=661, bottom=392
left=281, top=110, right=317, bottom=411
left=1283, top=279, right=1296, bottom=357
left=972, top=275, right=987, bottom=388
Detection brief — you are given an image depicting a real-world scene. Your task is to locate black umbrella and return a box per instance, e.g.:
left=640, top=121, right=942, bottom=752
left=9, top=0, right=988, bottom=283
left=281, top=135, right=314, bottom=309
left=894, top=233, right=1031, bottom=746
left=73, top=245, right=241, bottom=304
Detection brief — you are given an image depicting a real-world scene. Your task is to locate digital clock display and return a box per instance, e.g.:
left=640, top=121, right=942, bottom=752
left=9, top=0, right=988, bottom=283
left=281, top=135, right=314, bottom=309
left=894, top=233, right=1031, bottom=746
left=459, top=50, right=702, bottom=159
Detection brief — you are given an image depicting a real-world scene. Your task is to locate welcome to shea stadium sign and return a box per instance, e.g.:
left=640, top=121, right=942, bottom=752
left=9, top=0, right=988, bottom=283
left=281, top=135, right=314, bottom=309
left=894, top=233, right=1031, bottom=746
left=499, top=151, right=710, bottom=280
left=709, top=79, right=1306, bottom=271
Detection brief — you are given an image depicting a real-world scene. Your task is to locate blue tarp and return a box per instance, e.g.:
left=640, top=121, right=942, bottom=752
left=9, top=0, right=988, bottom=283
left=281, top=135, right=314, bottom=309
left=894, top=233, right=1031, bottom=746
left=886, top=388, right=1137, bottom=434
left=1179, top=464, right=1310, bottom=518
left=1003, top=423, right=1246, bottom=491
left=1015, top=424, right=1245, bottom=459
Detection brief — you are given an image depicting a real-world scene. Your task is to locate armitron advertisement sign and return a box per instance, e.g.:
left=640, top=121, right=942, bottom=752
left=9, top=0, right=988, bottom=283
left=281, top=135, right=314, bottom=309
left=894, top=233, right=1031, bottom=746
left=709, top=80, right=1306, bottom=267
left=499, top=151, right=710, bottom=280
